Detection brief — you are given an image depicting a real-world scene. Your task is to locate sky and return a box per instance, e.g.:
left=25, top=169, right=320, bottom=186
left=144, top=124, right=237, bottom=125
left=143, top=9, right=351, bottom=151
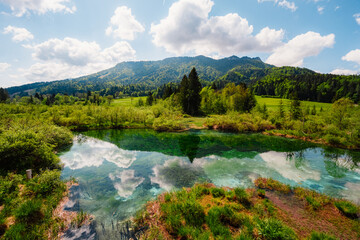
left=0, top=0, right=360, bottom=88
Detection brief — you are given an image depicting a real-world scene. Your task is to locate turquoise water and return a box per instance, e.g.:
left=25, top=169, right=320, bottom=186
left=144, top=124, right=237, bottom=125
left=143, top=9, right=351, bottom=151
left=60, top=129, right=360, bottom=225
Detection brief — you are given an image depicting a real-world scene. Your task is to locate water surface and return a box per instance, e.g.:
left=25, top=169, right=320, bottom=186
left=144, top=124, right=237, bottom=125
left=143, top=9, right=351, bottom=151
left=60, top=129, right=360, bottom=235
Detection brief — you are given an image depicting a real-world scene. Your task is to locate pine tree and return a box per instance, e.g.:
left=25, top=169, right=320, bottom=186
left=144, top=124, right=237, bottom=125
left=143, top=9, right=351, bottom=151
left=187, top=67, right=202, bottom=115
left=146, top=91, right=154, bottom=106
left=179, top=74, right=190, bottom=114
left=0, top=88, right=10, bottom=102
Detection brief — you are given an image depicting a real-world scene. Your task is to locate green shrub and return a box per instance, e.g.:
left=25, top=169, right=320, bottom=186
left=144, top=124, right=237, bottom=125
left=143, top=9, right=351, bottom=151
left=211, top=187, right=225, bottom=198
left=257, top=218, right=297, bottom=240
left=306, top=196, right=321, bottom=211
left=182, top=201, right=205, bottom=227
left=308, top=231, right=338, bottom=240
left=206, top=208, right=231, bottom=238
left=0, top=217, right=6, bottom=237
left=334, top=200, right=358, bottom=219
left=26, top=170, right=65, bottom=197
left=14, top=199, right=43, bottom=224
left=255, top=178, right=291, bottom=194
left=257, top=189, right=266, bottom=198
left=0, top=174, right=23, bottom=204
left=234, top=188, right=251, bottom=207
left=206, top=205, right=242, bottom=238
left=3, top=223, right=26, bottom=240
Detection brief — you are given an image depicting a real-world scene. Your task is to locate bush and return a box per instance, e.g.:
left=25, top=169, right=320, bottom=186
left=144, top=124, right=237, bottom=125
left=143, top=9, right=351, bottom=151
left=306, top=196, right=321, bottom=211
left=234, top=188, right=251, bottom=207
left=257, top=189, right=266, bottom=198
left=181, top=201, right=205, bottom=227
left=26, top=170, right=65, bottom=197
left=14, top=199, right=43, bottom=224
left=308, top=231, right=337, bottom=240
left=334, top=200, right=358, bottom=219
left=206, top=205, right=243, bottom=238
left=206, top=207, right=231, bottom=238
left=257, top=218, right=297, bottom=240
left=211, top=188, right=225, bottom=198
left=3, top=223, right=26, bottom=240
left=255, top=178, right=291, bottom=194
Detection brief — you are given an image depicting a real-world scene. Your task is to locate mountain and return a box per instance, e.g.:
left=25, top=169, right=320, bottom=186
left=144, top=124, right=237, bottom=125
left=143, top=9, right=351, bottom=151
left=6, top=55, right=273, bottom=96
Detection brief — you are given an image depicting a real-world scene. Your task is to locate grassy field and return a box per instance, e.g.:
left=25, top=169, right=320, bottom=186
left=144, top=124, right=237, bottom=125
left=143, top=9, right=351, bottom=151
left=255, top=96, right=332, bottom=111
left=113, top=95, right=332, bottom=111
left=112, top=96, right=147, bottom=106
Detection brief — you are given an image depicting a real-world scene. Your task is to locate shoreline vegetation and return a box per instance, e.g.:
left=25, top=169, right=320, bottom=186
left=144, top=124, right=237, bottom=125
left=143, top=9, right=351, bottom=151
left=134, top=178, right=360, bottom=240
left=1, top=68, right=359, bottom=238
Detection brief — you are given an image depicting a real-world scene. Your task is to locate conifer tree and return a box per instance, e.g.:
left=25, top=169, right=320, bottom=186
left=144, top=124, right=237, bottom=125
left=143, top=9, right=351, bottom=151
left=0, top=88, right=9, bottom=102
left=179, top=74, right=190, bottom=114
left=187, top=67, right=202, bottom=115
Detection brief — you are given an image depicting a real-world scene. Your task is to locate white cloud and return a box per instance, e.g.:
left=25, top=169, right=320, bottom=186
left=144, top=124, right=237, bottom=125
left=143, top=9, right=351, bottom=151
left=330, top=69, right=358, bottom=75
left=0, top=62, right=11, bottom=72
left=0, top=0, right=76, bottom=17
left=3, top=26, right=34, bottom=42
left=150, top=0, right=284, bottom=56
left=342, top=49, right=360, bottom=65
left=20, top=38, right=136, bottom=82
left=258, top=0, right=297, bottom=12
left=278, top=0, right=297, bottom=11
left=106, top=6, right=145, bottom=40
left=266, top=31, right=335, bottom=66
left=31, top=37, right=102, bottom=66
left=354, top=13, right=360, bottom=25
left=317, top=6, right=324, bottom=14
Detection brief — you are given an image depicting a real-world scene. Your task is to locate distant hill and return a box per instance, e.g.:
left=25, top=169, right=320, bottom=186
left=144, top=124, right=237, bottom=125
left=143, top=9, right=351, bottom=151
left=7, top=55, right=273, bottom=96
left=6, top=55, right=360, bottom=103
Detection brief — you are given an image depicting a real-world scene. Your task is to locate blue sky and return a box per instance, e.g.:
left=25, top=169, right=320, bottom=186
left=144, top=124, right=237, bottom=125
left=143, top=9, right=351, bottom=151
left=0, top=0, right=360, bottom=88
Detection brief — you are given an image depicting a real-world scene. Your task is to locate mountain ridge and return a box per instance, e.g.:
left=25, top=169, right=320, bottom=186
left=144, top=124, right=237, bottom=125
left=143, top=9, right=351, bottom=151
left=7, top=55, right=273, bottom=96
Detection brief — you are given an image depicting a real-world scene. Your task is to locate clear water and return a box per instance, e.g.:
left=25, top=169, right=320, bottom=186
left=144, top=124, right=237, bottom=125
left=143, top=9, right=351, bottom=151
left=60, top=129, right=360, bottom=226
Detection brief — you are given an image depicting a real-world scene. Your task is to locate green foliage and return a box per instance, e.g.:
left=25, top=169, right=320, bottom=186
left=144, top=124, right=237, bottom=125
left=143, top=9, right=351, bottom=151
left=255, top=178, right=291, bottom=194
left=234, top=188, right=251, bottom=207
left=309, top=231, right=338, bottom=240
left=256, top=218, right=297, bottom=240
left=0, top=119, right=72, bottom=174
left=179, top=68, right=202, bottom=116
left=14, top=199, right=43, bottom=224
left=252, top=66, right=360, bottom=103
left=182, top=201, right=206, bottom=227
left=26, top=170, right=66, bottom=197
left=0, top=88, right=10, bottom=103
left=334, top=200, right=358, bottom=219
left=211, top=187, right=225, bottom=198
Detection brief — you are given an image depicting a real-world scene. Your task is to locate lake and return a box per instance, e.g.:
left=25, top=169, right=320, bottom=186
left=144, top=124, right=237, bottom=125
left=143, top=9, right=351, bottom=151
left=60, top=129, right=360, bottom=237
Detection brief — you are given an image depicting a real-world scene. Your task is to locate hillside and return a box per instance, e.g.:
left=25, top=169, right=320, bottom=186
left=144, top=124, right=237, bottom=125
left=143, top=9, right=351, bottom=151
left=7, top=55, right=273, bottom=96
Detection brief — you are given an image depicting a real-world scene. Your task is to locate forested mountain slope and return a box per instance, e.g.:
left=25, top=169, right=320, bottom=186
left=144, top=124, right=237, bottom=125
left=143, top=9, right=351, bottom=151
left=7, top=55, right=272, bottom=96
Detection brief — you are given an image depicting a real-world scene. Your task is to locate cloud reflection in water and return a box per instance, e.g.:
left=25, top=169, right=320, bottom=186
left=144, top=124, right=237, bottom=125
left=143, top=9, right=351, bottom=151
left=61, top=135, right=136, bottom=170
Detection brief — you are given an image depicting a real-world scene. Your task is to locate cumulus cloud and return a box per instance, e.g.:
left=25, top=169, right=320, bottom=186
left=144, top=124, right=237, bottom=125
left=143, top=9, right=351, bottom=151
left=258, top=0, right=297, bottom=12
left=354, top=13, right=360, bottom=25
left=266, top=31, right=335, bottom=66
left=0, top=0, right=76, bottom=16
left=150, top=0, right=284, bottom=56
left=21, top=38, right=136, bottom=82
left=106, top=6, right=145, bottom=40
left=342, top=49, right=360, bottom=65
left=31, top=38, right=102, bottom=66
left=0, top=62, right=11, bottom=72
left=3, top=26, right=34, bottom=42
left=330, top=69, right=358, bottom=75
